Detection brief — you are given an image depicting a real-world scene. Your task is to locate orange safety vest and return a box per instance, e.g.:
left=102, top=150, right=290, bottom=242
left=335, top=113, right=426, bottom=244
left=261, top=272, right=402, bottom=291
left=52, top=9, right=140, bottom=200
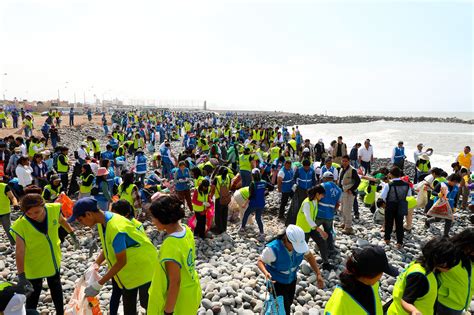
left=458, top=152, right=472, bottom=169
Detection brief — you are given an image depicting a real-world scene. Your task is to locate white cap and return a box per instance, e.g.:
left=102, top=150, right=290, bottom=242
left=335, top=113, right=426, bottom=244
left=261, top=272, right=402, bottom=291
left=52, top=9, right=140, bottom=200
left=81, top=142, right=88, bottom=147
left=322, top=171, right=334, bottom=178
left=251, top=168, right=260, bottom=175
left=286, top=225, right=309, bottom=254
left=4, top=293, right=26, bottom=315
left=303, top=147, right=310, bottom=153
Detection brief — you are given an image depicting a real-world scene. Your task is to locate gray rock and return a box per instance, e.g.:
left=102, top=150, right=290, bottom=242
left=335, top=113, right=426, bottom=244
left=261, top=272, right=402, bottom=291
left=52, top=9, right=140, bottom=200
left=201, top=298, right=212, bottom=310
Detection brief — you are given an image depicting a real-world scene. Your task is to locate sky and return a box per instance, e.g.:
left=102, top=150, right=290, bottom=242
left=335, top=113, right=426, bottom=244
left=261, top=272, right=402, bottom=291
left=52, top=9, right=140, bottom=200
left=0, top=0, right=472, bottom=113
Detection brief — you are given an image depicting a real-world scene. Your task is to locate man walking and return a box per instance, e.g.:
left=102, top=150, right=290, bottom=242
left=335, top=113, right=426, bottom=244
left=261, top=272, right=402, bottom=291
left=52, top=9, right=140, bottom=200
left=337, top=155, right=360, bottom=235
left=358, top=139, right=374, bottom=175
left=69, top=108, right=74, bottom=126
left=277, top=160, right=295, bottom=220
left=331, top=136, right=347, bottom=165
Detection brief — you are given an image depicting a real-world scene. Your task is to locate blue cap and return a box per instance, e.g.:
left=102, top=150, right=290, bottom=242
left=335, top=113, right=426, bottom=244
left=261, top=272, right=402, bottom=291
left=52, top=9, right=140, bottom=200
left=67, top=197, right=98, bottom=223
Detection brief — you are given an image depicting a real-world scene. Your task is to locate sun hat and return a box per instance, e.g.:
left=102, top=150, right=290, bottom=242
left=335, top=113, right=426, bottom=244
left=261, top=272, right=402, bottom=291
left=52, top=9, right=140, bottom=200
left=96, top=167, right=109, bottom=176
left=286, top=225, right=309, bottom=254
left=420, top=154, right=430, bottom=161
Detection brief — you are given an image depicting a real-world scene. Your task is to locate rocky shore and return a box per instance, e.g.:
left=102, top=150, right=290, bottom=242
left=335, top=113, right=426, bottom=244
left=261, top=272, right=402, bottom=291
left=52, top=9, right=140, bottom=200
left=0, top=124, right=472, bottom=314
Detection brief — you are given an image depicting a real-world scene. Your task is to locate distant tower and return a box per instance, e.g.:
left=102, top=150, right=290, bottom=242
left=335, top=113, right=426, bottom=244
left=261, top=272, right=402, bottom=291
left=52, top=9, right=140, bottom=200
left=203, top=100, right=207, bottom=111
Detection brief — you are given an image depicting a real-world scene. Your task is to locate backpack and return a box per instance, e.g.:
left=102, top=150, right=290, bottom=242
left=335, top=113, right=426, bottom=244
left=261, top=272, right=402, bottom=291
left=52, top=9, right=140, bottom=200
left=218, top=180, right=232, bottom=206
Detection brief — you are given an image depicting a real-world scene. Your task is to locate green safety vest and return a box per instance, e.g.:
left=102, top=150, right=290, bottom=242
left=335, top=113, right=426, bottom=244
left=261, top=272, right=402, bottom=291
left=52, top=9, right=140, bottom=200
left=418, top=160, right=430, bottom=173
left=239, top=154, right=251, bottom=171
left=0, top=281, right=12, bottom=291
left=437, top=261, right=473, bottom=311
left=0, top=112, right=5, bottom=119
left=133, top=138, right=143, bottom=149
left=193, top=190, right=209, bottom=212
left=116, top=145, right=125, bottom=157
left=42, top=184, right=61, bottom=202
left=118, top=184, right=136, bottom=210
left=130, top=218, right=145, bottom=233
left=324, top=283, right=383, bottom=315
left=363, top=184, right=377, bottom=206
left=407, top=196, right=417, bottom=209
left=97, top=213, right=157, bottom=290
left=429, top=177, right=447, bottom=200
left=79, top=174, right=95, bottom=193
left=28, top=142, right=37, bottom=158
left=288, top=139, right=297, bottom=151
left=147, top=225, right=202, bottom=314
left=0, top=183, right=11, bottom=215
left=10, top=204, right=62, bottom=279
left=388, top=262, right=437, bottom=315
left=270, top=147, right=280, bottom=162
left=296, top=198, right=317, bottom=233
left=239, top=186, right=250, bottom=200
left=57, top=154, right=69, bottom=173
left=214, top=175, right=230, bottom=200
left=198, top=139, right=209, bottom=152
left=92, top=140, right=101, bottom=153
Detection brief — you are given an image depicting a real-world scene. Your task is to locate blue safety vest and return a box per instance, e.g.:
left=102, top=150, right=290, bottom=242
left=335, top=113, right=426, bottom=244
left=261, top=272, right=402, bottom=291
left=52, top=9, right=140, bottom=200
left=160, top=147, right=172, bottom=164
left=249, top=180, right=267, bottom=208
left=101, top=151, right=115, bottom=167
left=321, top=165, right=335, bottom=175
left=107, top=167, right=115, bottom=192
left=296, top=167, right=314, bottom=190
left=135, top=154, right=147, bottom=173
left=317, top=182, right=342, bottom=219
left=265, top=239, right=305, bottom=284
left=394, top=147, right=405, bottom=163
left=434, top=184, right=459, bottom=209
left=281, top=168, right=294, bottom=193
left=175, top=168, right=190, bottom=191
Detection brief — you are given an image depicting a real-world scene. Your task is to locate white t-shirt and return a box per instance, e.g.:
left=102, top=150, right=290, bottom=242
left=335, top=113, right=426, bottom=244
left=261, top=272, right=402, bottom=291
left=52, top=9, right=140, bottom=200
left=261, top=245, right=309, bottom=264
left=358, top=146, right=373, bottom=162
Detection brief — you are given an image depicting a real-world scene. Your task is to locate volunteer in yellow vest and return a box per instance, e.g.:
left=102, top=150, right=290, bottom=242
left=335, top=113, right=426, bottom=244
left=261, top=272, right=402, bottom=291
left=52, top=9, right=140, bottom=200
left=117, top=171, right=142, bottom=216
left=324, top=245, right=399, bottom=315
left=68, top=197, right=157, bottom=314
left=147, top=194, right=202, bottom=315
left=41, top=174, right=62, bottom=203
left=0, top=179, right=20, bottom=246
left=78, top=163, right=95, bottom=199
left=239, top=147, right=254, bottom=187
left=210, top=166, right=232, bottom=234
left=435, top=229, right=474, bottom=315
left=10, top=193, right=78, bottom=314
left=388, top=237, right=460, bottom=315
left=456, top=145, right=473, bottom=172
left=192, top=179, right=211, bottom=239
left=0, top=108, right=6, bottom=128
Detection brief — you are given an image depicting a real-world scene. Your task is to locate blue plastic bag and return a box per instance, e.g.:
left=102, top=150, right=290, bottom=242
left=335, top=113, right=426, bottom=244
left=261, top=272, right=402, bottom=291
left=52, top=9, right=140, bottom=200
left=263, top=280, right=286, bottom=315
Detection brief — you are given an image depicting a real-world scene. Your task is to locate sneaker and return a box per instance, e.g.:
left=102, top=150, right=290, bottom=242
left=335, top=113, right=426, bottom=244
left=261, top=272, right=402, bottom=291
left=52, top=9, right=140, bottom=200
left=322, top=262, right=335, bottom=270
left=258, top=233, right=266, bottom=242
left=342, top=228, right=354, bottom=235
left=424, top=220, right=430, bottom=229
left=354, top=213, right=360, bottom=220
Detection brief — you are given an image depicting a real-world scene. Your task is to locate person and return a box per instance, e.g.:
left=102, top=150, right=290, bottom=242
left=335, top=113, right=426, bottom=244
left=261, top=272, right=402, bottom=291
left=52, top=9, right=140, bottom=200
left=10, top=193, right=78, bottom=314
left=387, top=237, right=460, bottom=315
left=117, top=171, right=142, bottom=217
left=15, top=157, right=33, bottom=194
left=30, top=154, right=48, bottom=187
left=257, top=225, right=324, bottom=315
left=391, top=141, right=406, bottom=170
left=77, top=142, right=89, bottom=165
left=49, top=125, right=59, bottom=149
left=338, top=155, right=361, bottom=235
left=133, top=149, right=147, bottom=188
left=379, top=166, right=411, bottom=248
left=69, top=108, right=74, bottom=126
left=358, top=139, right=374, bottom=175
left=147, top=194, right=202, bottom=315
left=277, top=160, right=295, bottom=219
left=68, top=197, right=157, bottom=314
left=78, top=163, right=95, bottom=199
left=174, top=161, right=193, bottom=213
left=434, top=229, right=474, bottom=315
left=413, top=143, right=433, bottom=183
left=456, top=146, right=473, bottom=210
left=349, top=142, right=361, bottom=169
left=56, top=146, right=70, bottom=192
left=240, top=168, right=273, bottom=241
left=239, top=147, right=254, bottom=187
left=94, top=167, right=113, bottom=211
left=415, top=154, right=431, bottom=183
left=425, top=173, right=461, bottom=237
left=331, top=136, right=347, bottom=165
left=320, top=157, right=339, bottom=182
left=22, top=115, right=33, bottom=138
left=41, top=174, right=62, bottom=203
left=0, top=280, right=39, bottom=315
left=324, top=245, right=398, bottom=315
left=211, top=166, right=232, bottom=234
left=317, top=171, right=342, bottom=257
left=314, top=138, right=326, bottom=162
left=192, top=179, right=211, bottom=239
left=295, top=185, right=335, bottom=270
left=287, top=159, right=317, bottom=225
left=0, top=177, right=19, bottom=247
left=6, top=147, right=21, bottom=178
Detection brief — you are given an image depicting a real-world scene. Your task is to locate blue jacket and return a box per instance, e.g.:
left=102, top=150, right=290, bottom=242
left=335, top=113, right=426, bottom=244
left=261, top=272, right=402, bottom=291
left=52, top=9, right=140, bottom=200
left=280, top=167, right=295, bottom=193
left=317, top=182, right=342, bottom=219
left=135, top=154, right=147, bottom=173
left=265, top=239, right=305, bottom=284
left=295, top=167, right=316, bottom=190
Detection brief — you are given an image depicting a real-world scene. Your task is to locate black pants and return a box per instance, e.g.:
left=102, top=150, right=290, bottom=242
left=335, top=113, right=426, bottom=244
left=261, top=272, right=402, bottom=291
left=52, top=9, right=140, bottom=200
left=384, top=203, right=404, bottom=245
left=122, top=281, right=151, bottom=314
left=110, top=278, right=122, bottom=315
left=214, top=199, right=228, bottom=234
left=59, top=172, right=69, bottom=193
left=427, top=217, right=452, bottom=237
left=195, top=211, right=206, bottom=238
left=273, top=279, right=296, bottom=315
left=279, top=191, right=294, bottom=218
left=286, top=187, right=307, bottom=226
left=27, top=272, right=64, bottom=315
left=360, top=161, right=371, bottom=174
left=305, top=229, right=329, bottom=263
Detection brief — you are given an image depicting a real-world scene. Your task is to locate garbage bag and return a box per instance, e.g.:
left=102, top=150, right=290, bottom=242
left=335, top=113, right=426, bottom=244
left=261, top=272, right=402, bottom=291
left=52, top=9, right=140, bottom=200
left=427, top=198, right=453, bottom=220
left=64, top=265, right=102, bottom=315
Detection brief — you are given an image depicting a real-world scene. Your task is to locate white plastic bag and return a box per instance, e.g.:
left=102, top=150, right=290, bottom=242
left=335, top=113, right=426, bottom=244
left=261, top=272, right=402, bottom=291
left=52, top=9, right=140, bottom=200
left=64, top=265, right=102, bottom=315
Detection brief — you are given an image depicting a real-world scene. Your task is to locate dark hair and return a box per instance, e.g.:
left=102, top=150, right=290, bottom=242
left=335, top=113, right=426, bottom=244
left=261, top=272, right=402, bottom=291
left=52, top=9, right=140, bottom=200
left=191, top=167, right=202, bottom=179
left=111, top=199, right=134, bottom=219
left=17, top=156, right=29, bottom=165
left=389, top=166, right=401, bottom=178
left=302, top=159, right=311, bottom=167
left=100, top=159, right=110, bottom=168
left=81, top=163, right=93, bottom=176
left=451, top=228, right=474, bottom=258
left=447, top=173, right=461, bottom=183
left=431, top=167, right=443, bottom=176
left=376, top=198, right=385, bottom=208
left=341, top=155, right=350, bottom=161
left=20, top=193, right=45, bottom=212
left=149, top=194, right=185, bottom=225
left=252, top=170, right=261, bottom=182
left=121, top=172, right=135, bottom=190
left=308, top=185, right=325, bottom=200
left=417, top=237, right=460, bottom=273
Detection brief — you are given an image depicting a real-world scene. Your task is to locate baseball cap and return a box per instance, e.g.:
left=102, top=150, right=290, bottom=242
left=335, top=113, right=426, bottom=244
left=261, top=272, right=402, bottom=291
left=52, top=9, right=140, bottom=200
left=3, top=293, right=26, bottom=315
left=251, top=168, right=260, bottom=175
left=322, top=171, right=334, bottom=178
left=286, top=225, right=309, bottom=254
left=67, top=197, right=99, bottom=223
left=352, top=245, right=399, bottom=277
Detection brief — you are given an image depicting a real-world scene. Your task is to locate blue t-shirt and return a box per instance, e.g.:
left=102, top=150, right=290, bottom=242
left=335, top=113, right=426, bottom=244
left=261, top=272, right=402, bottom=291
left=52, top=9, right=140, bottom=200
left=103, top=212, right=138, bottom=253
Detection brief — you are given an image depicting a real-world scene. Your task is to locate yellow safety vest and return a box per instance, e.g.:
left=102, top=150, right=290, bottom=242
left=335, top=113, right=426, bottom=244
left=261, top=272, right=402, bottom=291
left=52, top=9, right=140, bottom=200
left=0, top=183, right=11, bottom=215
left=79, top=174, right=95, bottom=193
left=388, top=262, right=437, bottom=315
left=0, top=112, right=5, bottom=119
left=57, top=154, right=69, bottom=173
left=324, top=283, right=383, bottom=315
left=42, top=184, right=61, bottom=202
left=457, top=152, right=472, bottom=169
left=118, top=183, right=136, bottom=210
left=270, top=147, right=281, bottom=162
left=214, top=175, right=230, bottom=200
left=92, top=140, right=101, bottom=153
left=193, top=190, right=209, bottom=212
left=296, top=197, right=317, bottom=233
left=239, top=154, right=252, bottom=172
left=97, top=213, right=157, bottom=289
left=133, top=138, right=143, bottom=149
left=28, top=142, right=37, bottom=158
left=10, top=204, right=62, bottom=279
left=147, top=225, right=202, bottom=315
left=437, top=261, right=473, bottom=311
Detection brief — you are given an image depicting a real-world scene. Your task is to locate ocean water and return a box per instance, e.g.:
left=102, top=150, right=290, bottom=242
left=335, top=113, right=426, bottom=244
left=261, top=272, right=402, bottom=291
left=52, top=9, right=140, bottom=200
left=324, top=111, right=474, bottom=120
left=297, top=121, right=474, bottom=172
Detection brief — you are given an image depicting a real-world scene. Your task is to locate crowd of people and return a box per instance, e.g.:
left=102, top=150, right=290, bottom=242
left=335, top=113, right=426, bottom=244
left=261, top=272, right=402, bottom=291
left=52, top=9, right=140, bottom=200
left=0, top=108, right=472, bottom=315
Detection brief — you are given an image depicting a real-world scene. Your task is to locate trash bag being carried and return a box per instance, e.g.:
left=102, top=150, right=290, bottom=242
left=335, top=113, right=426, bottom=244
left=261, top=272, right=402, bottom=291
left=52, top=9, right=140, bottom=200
left=65, top=265, right=102, bottom=315
left=188, top=203, right=215, bottom=232
left=56, top=192, right=74, bottom=218
left=263, top=280, right=285, bottom=315
left=427, top=198, right=453, bottom=220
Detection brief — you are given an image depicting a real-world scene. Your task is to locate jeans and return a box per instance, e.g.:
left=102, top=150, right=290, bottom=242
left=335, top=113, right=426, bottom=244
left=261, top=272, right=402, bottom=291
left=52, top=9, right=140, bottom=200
left=360, top=161, right=371, bottom=174
left=95, top=195, right=110, bottom=211
left=59, top=172, right=69, bottom=193
left=122, top=281, right=150, bottom=314
left=316, top=218, right=335, bottom=251
left=51, top=137, right=58, bottom=148
left=0, top=213, right=15, bottom=245
left=384, top=202, right=404, bottom=245
left=435, top=302, right=463, bottom=315
left=0, top=118, right=5, bottom=128
left=242, top=206, right=264, bottom=233
left=350, top=160, right=359, bottom=169
left=27, top=272, right=63, bottom=315
left=240, top=170, right=251, bottom=188
left=13, top=118, right=18, bottom=128
left=279, top=191, right=294, bottom=218
left=273, top=279, right=297, bottom=315
left=214, top=199, right=228, bottom=234
left=69, top=117, right=74, bottom=126
left=162, top=162, right=172, bottom=179
left=305, top=229, right=329, bottom=263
